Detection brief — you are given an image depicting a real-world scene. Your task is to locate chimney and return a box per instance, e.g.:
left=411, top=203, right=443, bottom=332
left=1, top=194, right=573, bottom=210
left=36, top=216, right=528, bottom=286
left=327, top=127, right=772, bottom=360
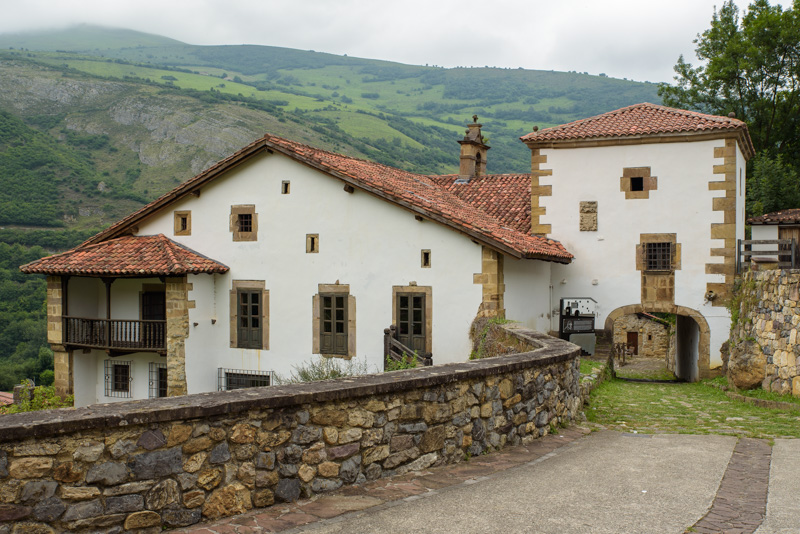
left=458, top=115, right=490, bottom=180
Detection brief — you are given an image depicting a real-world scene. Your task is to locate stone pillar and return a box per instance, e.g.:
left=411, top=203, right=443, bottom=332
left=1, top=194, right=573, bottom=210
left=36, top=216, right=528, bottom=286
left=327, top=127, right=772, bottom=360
left=46, top=276, right=73, bottom=398
left=529, top=149, right=552, bottom=236
left=165, top=276, right=191, bottom=396
left=707, top=139, right=738, bottom=305
left=473, top=247, right=505, bottom=319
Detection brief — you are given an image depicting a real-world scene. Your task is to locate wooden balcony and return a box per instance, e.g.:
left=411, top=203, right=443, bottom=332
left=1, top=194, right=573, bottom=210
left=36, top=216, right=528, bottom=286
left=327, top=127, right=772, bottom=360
left=64, top=316, right=166, bottom=353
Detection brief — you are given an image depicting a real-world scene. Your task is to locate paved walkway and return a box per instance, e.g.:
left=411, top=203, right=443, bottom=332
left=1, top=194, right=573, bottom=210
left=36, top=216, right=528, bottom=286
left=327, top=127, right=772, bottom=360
left=176, top=429, right=792, bottom=534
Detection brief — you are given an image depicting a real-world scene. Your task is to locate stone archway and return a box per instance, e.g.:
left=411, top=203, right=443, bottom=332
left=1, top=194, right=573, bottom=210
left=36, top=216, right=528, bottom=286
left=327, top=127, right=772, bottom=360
left=604, top=304, right=711, bottom=382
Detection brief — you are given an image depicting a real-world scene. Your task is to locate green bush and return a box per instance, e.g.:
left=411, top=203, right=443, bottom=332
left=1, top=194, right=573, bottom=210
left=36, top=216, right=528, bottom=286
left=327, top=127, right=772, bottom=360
left=385, top=352, right=418, bottom=371
left=0, top=384, right=73, bottom=414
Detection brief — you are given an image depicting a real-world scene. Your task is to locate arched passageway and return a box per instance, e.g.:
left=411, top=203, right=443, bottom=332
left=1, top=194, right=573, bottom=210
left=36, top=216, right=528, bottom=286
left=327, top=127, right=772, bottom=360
left=605, top=304, right=710, bottom=382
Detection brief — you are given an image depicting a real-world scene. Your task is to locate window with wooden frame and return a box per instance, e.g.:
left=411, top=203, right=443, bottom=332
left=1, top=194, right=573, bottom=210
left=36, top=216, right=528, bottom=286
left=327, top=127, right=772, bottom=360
left=312, top=284, right=355, bottom=358
left=104, top=360, right=132, bottom=398
left=140, top=285, right=166, bottom=348
left=174, top=210, right=191, bottom=236
left=149, top=362, right=167, bottom=398
left=392, top=285, right=433, bottom=354
left=230, top=205, right=258, bottom=241
left=229, top=281, right=269, bottom=350
left=320, top=293, right=347, bottom=355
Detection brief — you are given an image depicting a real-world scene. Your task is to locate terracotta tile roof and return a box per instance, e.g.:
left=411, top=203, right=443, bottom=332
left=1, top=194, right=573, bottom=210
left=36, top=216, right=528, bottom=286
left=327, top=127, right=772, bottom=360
left=748, top=209, right=800, bottom=225
left=429, top=174, right=531, bottom=234
left=83, top=135, right=573, bottom=263
left=0, top=392, right=12, bottom=406
left=20, top=234, right=229, bottom=276
left=521, top=102, right=755, bottom=158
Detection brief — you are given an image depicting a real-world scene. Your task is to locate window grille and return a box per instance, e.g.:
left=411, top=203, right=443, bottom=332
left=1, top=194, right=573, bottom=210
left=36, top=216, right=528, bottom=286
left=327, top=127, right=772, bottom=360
left=104, top=360, right=132, bottom=398
left=238, top=213, right=253, bottom=233
left=149, top=362, right=167, bottom=398
left=218, top=368, right=273, bottom=391
left=645, top=242, right=672, bottom=271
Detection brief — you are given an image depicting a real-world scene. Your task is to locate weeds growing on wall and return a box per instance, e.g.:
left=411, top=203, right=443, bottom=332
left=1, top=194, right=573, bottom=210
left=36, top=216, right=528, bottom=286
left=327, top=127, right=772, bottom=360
left=469, top=317, right=525, bottom=360
left=384, top=352, right=418, bottom=371
left=727, top=277, right=757, bottom=337
left=274, top=356, right=370, bottom=384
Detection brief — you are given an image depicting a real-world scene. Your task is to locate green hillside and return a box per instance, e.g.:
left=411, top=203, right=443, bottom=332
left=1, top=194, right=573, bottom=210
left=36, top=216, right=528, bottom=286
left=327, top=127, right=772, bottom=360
left=1, top=25, right=660, bottom=180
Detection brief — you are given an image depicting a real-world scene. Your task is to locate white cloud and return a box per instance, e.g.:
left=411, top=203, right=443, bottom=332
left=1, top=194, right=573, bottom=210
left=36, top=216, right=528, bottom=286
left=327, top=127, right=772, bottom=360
left=0, top=0, right=744, bottom=82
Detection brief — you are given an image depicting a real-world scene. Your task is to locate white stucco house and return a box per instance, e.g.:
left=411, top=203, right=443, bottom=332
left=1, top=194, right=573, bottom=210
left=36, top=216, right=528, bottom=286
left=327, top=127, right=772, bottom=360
left=22, top=102, right=753, bottom=406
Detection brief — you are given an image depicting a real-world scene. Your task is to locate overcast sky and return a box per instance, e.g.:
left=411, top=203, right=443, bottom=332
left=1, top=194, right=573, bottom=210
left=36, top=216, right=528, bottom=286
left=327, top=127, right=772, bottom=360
left=0, top=0, right=757, bottom=83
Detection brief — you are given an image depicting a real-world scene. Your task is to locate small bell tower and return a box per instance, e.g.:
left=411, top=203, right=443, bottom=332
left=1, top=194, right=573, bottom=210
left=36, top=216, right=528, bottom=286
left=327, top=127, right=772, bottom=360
left=458, top=115, right=490, bottom=179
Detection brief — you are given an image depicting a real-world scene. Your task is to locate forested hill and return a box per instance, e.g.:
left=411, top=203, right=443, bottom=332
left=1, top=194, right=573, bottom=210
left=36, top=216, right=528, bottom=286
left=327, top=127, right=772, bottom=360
left=0, top=25, right=659, bottom=390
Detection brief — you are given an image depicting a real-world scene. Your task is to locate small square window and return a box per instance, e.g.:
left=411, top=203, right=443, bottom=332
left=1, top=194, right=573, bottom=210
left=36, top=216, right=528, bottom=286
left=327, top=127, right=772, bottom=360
left=645, top=242, right=672, bottom=271
left=230, top=205, right=257, bottom=241
left=307, top=234, right=319, bottom=253
left=282, top=181, right=291, bottom=194
left=174, top=211, right=191, bottom=236
left=421, top=249, right=431, bottom=268
left=238, top=213, right=252, bottom=233
left=104, top=360, right=132, bottom=398
left=621, top=167, right=656, bottom=199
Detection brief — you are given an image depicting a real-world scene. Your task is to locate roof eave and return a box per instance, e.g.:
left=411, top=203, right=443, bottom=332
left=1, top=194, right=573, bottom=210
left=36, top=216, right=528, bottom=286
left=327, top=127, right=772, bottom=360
left=523, top=251, right=572, bottom=264
left=522, top=129, right=755, bottom=160
left=262, top=140, right=537, bottom=260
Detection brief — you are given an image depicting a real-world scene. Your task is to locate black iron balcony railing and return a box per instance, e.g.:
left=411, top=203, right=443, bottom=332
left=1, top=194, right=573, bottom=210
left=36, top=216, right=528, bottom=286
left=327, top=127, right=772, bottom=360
left=64, top=316, right=166, bottom=352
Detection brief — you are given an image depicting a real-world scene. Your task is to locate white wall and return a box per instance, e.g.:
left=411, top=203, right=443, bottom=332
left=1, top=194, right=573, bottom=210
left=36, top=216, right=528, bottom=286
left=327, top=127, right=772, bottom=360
left=750, top=225, right=779, bottom=259
left=133, top=151, right=506, bottom=393
left=504, top=257, right=552, bottom=333
left=539, top=139, right=743, bottom=368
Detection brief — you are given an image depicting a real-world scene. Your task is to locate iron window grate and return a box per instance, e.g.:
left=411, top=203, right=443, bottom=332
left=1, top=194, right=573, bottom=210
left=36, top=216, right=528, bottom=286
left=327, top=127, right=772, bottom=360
left=149, top=362, right=167, bottom=399
left=645, top=242, right=672, bottom=271
left=104, top=360, right=132, bottom=398
left=218, top=368, right=273, bottom=391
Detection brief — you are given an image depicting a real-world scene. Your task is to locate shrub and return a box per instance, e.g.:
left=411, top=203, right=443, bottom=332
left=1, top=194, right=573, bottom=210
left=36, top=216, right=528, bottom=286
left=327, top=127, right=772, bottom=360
left=0, top=384, right=73, bottom=414
left=274, top=356, right=369, bottom=384
left=385, top=352, right=418, bottom=371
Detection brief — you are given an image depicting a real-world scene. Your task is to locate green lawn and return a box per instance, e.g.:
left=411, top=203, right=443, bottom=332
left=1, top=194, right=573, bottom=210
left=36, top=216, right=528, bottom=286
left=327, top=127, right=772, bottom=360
left=586, top=378, right=800, bottom=439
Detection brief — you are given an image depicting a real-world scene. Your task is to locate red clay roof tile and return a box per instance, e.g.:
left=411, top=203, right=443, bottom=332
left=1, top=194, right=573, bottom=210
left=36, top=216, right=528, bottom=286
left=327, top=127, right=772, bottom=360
left=521, top=102, right=755, bottom=158
left=81, top=134, right=572, bottom=263
left=20, top=234, right=229, bottom=276
left=748, top=209, right=800, bottom=225
left=429, top=174, right=531, bottom=234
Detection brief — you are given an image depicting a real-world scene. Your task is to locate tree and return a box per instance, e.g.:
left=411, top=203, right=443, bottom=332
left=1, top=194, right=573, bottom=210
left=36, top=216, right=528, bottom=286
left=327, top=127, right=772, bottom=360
left=659, top=0, right=800, bottom=216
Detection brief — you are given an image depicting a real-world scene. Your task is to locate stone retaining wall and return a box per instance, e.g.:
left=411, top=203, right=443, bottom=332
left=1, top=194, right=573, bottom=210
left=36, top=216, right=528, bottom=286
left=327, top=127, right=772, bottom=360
left=731, top=270, right=800, bottom=396
left=0, top=327, right=580, bottom=533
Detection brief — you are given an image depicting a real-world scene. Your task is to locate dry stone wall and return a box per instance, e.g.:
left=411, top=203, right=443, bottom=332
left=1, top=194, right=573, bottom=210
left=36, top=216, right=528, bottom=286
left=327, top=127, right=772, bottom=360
left=0, top=327, right=580, bottom=533
left=731, top=270, right=800, bottom=396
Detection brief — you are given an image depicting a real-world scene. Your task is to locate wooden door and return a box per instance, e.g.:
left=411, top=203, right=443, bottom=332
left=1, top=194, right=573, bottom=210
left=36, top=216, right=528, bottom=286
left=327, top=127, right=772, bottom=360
left=397, top=294, right=426, bottom=353
left=237, top=290, right=263, bottom=349
left=320, top=294, right=348, bottom=355
left=627, top=332, right=639, bottom=356
left=778, top=226, right=800, bottom=267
